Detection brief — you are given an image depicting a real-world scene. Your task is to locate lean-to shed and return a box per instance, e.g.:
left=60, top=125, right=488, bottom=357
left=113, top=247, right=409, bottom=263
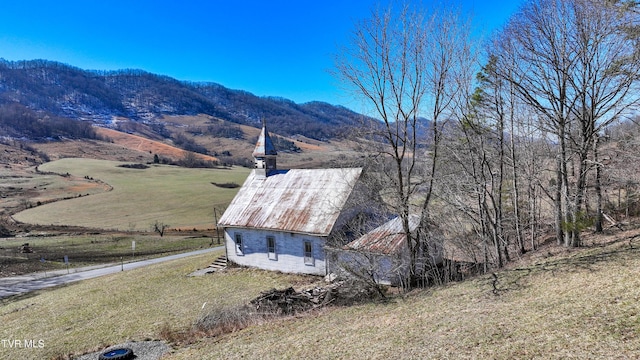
left=327, top=214, right=443, bottom=286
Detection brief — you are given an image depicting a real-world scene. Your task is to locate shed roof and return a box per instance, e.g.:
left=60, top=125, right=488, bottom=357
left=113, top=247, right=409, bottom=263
left=345, top=215, right=420, bottom=254
left=218, top=168, right=362, bottom=236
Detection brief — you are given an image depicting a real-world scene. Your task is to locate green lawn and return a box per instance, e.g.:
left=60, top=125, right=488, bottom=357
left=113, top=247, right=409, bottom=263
left=12, top=158, right=250, bottom=231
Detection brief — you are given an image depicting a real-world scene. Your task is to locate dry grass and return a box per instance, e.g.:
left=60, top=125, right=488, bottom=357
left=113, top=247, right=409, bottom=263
left=167, top=234, right=640, bottom=360
left=2, top=235, right=640, bottom=359
left=94, top=127, right=218, bottom=162
left=0, top=165, right=106, bottom=215
left=33, top=138, right=155, bottom=163
left=159, top=304, right=273, bottom=346
left=0, top=251, right=318, bottom=359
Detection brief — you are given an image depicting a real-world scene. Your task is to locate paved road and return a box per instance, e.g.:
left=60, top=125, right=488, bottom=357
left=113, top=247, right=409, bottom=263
left=0, top=246, right=223, bottom=299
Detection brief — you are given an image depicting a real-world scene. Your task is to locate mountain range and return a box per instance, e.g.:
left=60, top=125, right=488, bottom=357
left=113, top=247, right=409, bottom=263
left=0, top=59, right=367, bottom=141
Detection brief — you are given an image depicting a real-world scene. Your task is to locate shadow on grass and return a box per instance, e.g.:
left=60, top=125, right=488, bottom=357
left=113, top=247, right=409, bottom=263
left=0, top=281, right=74, bottom=307
left=0, top=289, right=43, bottom=307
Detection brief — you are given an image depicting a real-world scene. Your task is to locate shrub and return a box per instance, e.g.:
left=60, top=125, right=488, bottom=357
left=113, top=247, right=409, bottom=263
left=211, top=182, right=240, bottom=188
left=117, top=163, right=149, bottom=169
left=194, top=304, right=269, bottom=337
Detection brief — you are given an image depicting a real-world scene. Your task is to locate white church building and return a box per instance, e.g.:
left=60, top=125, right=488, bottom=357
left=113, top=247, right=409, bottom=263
left=217, top=123, right=363, bottom=276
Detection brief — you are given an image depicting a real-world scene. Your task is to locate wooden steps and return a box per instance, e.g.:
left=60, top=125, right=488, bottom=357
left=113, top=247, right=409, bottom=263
left=187, top=255, right=227, bottom=277
left=209, top=255, right=228, bottom=271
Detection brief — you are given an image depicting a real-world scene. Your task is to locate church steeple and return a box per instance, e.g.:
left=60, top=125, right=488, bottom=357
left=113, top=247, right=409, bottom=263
left=253, top=118, right=277, bottom=178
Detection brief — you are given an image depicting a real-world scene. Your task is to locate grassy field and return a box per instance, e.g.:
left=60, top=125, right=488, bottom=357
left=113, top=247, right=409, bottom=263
left=2, top=229, right=640, bottom=359
left=0, top=164, right=107, bottom=216
left=0, top=250, right=321, bottom=360
left=12, top=158, right=250, bottom=231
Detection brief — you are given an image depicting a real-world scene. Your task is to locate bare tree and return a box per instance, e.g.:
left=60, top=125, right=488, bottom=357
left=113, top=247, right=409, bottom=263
left=442, top=61, right=514, bottom=268
left=569, top=0, right=640, bottom=234
left=153, top=220, right=169, bottom=237
left=335, top=1, right=475, bottom=284
left=490, top=0, right=640, bottom=247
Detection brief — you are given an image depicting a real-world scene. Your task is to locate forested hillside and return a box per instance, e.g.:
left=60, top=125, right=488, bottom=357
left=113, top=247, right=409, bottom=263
left=0, top=103, right=101, bottom=141
left=0, top=59, right=366, bottom=141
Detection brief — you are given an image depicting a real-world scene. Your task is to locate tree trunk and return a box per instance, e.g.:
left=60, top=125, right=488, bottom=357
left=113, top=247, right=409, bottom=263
left=530, top=182, right=538, bottom=251
left=510, top=126, right=524, bottom=254
left=594, top=134, right=603, bottom=232
left=555, top=155, right=564, bottom=246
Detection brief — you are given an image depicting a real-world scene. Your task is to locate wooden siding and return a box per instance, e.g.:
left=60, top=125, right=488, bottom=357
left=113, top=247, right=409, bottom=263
left=224, top=227, right=327, bottom=276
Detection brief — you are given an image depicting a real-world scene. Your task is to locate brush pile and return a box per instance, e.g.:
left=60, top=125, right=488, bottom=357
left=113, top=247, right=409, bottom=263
left=250, top=285, right=336, bottom=315
left=249, top=280, right=383, bottom=315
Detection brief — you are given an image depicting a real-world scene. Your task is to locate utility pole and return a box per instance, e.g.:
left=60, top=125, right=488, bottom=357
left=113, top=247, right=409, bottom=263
left=213, top=207, right=220, bottom=245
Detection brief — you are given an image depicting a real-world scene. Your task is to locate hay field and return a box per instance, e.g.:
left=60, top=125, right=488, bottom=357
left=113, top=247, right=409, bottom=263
left=12, top=158, right=250, bottom=231
left=0, top=165, right=106, bottom=215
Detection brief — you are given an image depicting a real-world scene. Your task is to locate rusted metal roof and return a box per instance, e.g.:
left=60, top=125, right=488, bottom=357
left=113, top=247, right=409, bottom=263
left=346, top=215, right=421, bottom=255
left=218, top=168, right=362, bottom=236
left=252, top=125, right=277, bottom=157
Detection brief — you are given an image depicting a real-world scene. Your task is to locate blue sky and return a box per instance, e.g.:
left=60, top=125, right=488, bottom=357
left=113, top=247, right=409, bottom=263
left=0, top=0, right=524, bottom=111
